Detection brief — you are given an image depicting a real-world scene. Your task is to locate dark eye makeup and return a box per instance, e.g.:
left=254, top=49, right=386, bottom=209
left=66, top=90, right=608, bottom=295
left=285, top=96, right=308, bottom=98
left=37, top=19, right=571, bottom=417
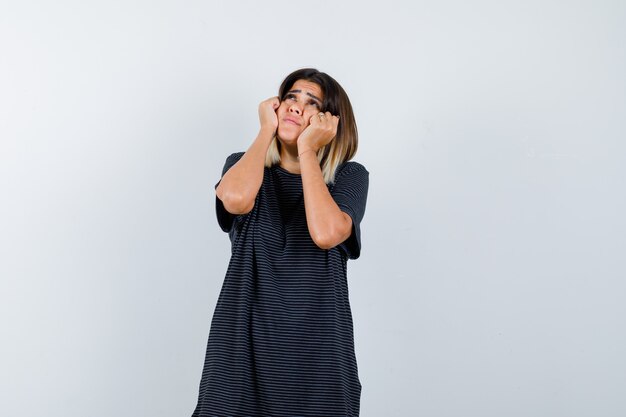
left=284, top=93, right=321, bottom=109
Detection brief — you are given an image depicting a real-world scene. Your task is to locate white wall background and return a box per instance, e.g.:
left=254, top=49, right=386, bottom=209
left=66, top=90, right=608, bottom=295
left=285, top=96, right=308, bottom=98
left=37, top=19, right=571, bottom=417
left=1, top=1, right=625, bottom=416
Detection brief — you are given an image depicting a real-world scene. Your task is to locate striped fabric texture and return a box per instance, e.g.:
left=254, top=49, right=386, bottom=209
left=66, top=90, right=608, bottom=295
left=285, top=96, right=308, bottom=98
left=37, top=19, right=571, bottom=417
left=192, top=151, right=369, bottom=416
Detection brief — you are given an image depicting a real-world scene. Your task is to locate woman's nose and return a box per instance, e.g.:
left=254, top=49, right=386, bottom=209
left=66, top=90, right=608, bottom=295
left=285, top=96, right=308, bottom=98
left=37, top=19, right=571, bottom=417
left=289, top=104, right=302, bottom=115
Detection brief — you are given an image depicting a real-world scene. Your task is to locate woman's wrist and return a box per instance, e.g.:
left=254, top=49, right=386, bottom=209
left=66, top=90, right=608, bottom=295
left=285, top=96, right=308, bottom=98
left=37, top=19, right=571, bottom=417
left=297, top=148, right=317, bottom=158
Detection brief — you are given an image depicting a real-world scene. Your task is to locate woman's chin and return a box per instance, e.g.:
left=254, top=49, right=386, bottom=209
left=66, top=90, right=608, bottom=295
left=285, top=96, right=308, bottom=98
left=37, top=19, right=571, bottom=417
left=276, top=129, right=299, bottom=145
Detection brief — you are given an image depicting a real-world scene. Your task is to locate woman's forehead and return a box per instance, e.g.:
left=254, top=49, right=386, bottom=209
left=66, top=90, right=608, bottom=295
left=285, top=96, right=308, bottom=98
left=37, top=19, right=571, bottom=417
left=290, top=79, right=323, bottom=99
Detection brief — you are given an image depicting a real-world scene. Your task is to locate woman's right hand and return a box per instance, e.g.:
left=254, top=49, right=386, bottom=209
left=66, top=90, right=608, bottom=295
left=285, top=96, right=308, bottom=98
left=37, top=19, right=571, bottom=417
left=258, top=96, right=280, bottom=133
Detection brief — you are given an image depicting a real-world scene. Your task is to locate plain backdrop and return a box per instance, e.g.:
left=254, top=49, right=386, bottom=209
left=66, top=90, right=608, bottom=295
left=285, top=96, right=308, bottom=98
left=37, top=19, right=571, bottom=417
left=1, top=1, right=625, bottom=416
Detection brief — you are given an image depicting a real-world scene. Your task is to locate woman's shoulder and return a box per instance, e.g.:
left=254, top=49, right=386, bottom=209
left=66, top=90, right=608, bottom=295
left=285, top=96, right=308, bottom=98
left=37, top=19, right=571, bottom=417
left=226, top=151, right=246, bottom=162
left=336, top=159, right=369, bottom=177
left=219, top=151, right=246, bottom=174
left=330, top=159, right=369, bottom=187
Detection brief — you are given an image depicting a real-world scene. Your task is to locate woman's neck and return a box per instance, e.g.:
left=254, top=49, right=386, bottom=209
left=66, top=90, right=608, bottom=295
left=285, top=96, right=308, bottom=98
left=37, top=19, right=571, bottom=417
left=279, top=143, right=301, bottom=174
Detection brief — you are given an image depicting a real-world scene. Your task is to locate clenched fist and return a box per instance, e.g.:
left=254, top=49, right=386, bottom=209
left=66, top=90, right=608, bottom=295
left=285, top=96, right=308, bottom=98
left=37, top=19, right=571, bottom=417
left=258, top=96, right=280, bottom=133
left=296, top=111, right=340, bottom=153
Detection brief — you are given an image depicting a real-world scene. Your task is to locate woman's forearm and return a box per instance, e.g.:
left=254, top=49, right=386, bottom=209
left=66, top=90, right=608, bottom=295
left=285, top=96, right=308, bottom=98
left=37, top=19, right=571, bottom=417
left=299, top=150, right=352, bottom=249
left=216, top=128, right=274, bottom=214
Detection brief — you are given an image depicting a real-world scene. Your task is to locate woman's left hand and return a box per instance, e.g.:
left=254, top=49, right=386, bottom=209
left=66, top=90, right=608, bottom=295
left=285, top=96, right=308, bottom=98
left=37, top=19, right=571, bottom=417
left=297, top=111, right=340, bottom=153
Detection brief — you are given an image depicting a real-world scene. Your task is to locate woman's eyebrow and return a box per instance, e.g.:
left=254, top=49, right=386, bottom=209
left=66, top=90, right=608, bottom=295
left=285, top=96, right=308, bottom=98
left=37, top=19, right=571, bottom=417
left=287, top=89, right=322, bottom=104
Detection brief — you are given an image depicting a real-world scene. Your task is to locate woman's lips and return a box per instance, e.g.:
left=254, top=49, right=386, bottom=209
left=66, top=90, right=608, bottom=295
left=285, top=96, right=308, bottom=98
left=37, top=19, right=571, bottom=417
left=284, top=118, right=300, bottom=126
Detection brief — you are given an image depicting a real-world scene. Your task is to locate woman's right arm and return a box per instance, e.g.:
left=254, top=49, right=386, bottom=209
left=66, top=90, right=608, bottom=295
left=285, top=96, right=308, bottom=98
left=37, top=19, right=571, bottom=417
left=215, top=97, right=279, bottom=215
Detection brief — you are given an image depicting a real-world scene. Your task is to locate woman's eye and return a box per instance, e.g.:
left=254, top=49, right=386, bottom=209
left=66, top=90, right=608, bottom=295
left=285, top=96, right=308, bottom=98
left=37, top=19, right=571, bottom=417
left=283, top=94, right=320, bottom=108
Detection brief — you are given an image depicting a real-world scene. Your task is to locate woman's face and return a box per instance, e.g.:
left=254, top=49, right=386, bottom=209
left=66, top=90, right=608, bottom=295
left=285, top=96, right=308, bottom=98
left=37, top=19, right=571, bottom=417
left=276, top=79, right=324, bottom=145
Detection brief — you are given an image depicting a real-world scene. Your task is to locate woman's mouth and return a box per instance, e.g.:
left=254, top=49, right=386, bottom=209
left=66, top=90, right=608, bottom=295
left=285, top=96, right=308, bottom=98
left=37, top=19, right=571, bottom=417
left=284, top=118, right=300, bottom=126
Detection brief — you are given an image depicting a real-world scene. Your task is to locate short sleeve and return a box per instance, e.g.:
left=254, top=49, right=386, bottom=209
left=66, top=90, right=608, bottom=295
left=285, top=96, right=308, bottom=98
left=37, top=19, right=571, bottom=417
left=330, top=161, right=370, bottom=260
left=214, top=151, right=247, bottom=233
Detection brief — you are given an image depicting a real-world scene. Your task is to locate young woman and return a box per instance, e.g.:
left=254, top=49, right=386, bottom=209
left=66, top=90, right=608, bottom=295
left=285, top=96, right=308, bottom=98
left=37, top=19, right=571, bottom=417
left=192, top=68, right=369, bottom=417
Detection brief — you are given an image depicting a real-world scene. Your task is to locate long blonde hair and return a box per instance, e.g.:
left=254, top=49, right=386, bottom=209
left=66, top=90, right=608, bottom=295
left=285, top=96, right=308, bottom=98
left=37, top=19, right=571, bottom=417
left=265, top=68, right=358, bottom=184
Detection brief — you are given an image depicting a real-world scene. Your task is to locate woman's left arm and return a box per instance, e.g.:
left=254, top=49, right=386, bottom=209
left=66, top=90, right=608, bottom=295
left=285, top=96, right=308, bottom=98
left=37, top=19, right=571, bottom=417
left=297, top=111, right=352, bottom=249
left=299, top=150, right=352, bottom=250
